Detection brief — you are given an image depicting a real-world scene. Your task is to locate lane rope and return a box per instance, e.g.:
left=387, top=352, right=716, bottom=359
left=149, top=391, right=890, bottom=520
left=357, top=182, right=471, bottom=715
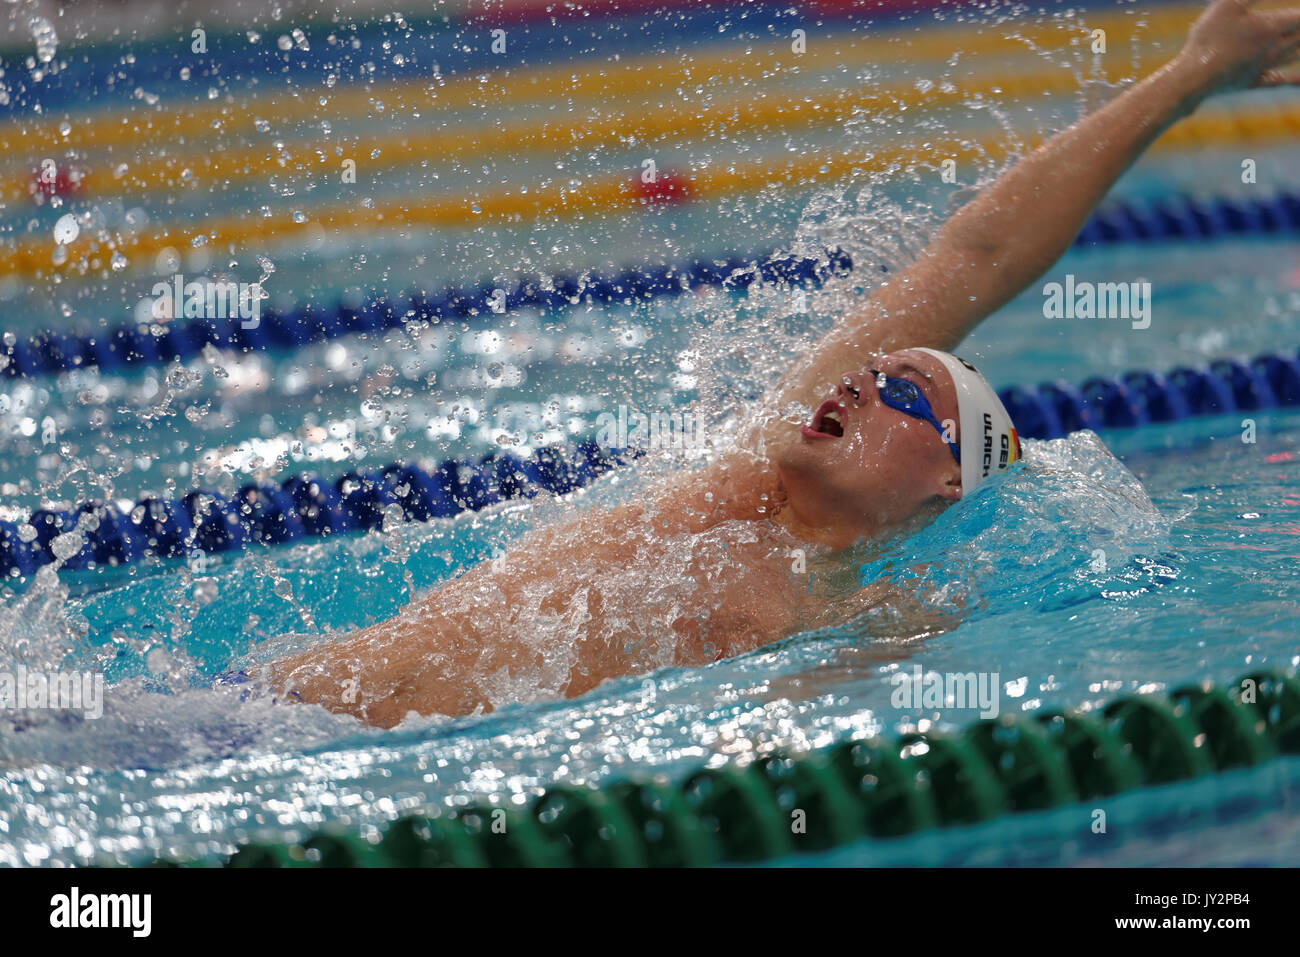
left=129, top=669, right=1300, bottom=867
left=4, top=344, right=1299, bottom=577
left=7, top=186, right=1300, bottom=380
left=2, top=248, right=851, bottom=377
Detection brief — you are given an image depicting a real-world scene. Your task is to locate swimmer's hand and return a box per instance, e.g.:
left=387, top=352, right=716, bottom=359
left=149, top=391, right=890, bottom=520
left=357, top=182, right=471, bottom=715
left=1180, top=0, right=1300, bottom=94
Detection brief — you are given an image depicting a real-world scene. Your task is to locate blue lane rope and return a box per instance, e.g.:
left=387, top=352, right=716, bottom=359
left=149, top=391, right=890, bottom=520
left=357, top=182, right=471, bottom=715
left=5, top=189, right=1300, bottom=380
left=0, top=440, right=643, bottom=577
left=4, top=348, right=1300, bottom=578
left=997, top=353, right=1300, bottom=438
left=1072, top=192, right=1300, bottom=248
left=0, top=249, right=853, bottom=379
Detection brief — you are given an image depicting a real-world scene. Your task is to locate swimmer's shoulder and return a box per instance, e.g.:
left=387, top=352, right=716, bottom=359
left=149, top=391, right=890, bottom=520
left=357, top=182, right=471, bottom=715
left=644, top=449, right=780, bottom=529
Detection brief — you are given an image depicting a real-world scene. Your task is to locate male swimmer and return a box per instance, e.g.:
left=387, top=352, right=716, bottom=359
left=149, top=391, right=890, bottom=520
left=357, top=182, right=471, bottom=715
left=264, top=0, right=1300, bottom=727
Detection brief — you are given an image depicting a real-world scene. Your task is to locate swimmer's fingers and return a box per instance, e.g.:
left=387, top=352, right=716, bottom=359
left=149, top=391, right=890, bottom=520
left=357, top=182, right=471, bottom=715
left=1252, top=32, right=1300, bottom=86
left=1254, top=65, right=1300, bottom=87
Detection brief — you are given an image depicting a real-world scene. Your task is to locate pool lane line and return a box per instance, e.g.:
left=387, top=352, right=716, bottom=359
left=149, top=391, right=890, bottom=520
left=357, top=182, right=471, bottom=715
left=2, top=246, right=851, bottom=376
left=0, top=66, right=1132, bottom=206
left=5, top=0, right=986, bottom=117
left=134, top=669, right=1300, bottom=867
left=3, top=344, right=1300, bottom=577
left=5, top=187, right=1300, bottom=379
left=0, top=1, right=1197, bottom=160
left=6, top=98, right=1297, bottom=285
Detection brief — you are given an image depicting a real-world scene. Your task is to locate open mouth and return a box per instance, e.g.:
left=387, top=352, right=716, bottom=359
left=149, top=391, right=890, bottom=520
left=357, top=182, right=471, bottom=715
left=802, top=399, right=846, bottom=440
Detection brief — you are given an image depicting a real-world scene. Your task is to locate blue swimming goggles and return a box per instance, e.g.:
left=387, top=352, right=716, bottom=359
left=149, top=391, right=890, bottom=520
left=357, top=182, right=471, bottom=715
left=869, top=369, right=962, bottom=464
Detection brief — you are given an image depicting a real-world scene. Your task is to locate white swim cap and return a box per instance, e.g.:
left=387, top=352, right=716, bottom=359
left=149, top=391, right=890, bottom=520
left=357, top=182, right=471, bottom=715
left=911, top=347, right=1021, bottom=495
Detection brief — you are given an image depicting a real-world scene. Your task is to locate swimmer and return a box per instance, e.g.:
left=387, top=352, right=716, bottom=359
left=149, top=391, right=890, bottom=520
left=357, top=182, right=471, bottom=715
left=266, top=0, right=1300, bottom=727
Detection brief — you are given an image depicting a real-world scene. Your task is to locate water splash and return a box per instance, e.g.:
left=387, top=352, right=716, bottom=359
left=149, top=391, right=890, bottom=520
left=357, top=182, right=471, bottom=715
left=28, top=14, right=57, bottom=64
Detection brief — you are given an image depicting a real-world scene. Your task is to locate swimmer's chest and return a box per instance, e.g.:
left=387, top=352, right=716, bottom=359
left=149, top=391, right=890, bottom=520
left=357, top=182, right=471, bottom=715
left=669, top=527, right=816, bottom=656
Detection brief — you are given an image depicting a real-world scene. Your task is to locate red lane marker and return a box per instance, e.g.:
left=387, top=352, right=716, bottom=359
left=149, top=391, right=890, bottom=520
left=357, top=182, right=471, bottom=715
left=30, top=164, right=83, bottom=199
left=633, top=170, right=694, bottom=205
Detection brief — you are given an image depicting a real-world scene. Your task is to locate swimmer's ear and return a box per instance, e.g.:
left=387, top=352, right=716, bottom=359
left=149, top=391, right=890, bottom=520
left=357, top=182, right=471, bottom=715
left=938, top=473, right=963, bottom=502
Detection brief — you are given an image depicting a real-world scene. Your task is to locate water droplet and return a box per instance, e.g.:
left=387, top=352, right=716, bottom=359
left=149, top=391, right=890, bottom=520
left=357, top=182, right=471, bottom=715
left=154, top=247, right=181, bottom=273
left=53, top=213, right=79, bottom=245
left=51, top=531, right=81, bottom=561
left=29, top=15, right=58, bottom=64
left=146, top=647, right=171, bottom=674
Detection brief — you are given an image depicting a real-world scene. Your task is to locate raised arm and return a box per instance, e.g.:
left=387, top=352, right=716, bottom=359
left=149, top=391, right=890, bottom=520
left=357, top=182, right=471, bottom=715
left=766, top=0, right=1300, bottom=412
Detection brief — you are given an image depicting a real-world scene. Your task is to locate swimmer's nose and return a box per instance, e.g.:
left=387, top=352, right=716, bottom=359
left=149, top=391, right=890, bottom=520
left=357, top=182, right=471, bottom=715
left=838, top=372, right=874, bottom=407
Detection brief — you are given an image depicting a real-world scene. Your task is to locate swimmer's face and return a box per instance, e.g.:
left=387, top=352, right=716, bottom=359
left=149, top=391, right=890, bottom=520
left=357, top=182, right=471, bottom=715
left=775, top=348, right=963, bottom=543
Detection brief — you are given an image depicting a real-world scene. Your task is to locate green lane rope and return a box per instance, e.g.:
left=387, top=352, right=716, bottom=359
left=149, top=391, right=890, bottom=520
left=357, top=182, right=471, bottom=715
left=143, top=669, right=1300, bottom=868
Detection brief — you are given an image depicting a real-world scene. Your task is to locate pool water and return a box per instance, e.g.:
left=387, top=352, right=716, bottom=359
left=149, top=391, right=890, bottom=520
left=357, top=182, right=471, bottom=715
left=2, top=3, right=1300, bottom=867
left=2, top=277, right=1299, bottom=865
